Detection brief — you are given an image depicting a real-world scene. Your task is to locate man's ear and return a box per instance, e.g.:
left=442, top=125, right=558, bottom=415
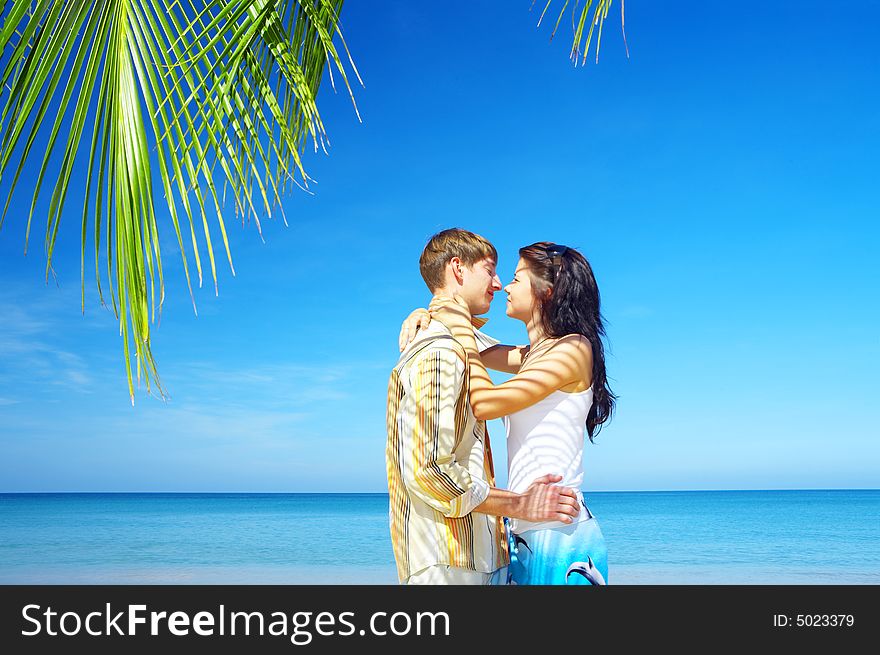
left=449, top=257, right=465, bottom=284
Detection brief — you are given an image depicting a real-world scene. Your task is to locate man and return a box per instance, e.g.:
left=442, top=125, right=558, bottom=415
left=386, top=228, right=580, bottom=585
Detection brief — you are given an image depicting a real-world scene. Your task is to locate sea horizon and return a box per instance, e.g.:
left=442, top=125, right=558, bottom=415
left=2, top=490, right=878, bottom=585
left=2, top=487, right=877, bottom=494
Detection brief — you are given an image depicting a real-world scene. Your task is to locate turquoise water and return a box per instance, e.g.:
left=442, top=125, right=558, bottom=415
left=1, top=490, right=878, bottom=584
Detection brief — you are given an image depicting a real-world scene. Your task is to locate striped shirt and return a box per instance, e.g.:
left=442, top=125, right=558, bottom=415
left=385, top=320, right=508, bottom=582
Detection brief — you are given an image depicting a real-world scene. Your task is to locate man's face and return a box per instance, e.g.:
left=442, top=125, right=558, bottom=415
left=459, top=257, right=502, bottom=316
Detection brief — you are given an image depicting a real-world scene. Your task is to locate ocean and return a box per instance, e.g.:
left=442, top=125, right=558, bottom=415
left=1, top=490, right=878, bottom=584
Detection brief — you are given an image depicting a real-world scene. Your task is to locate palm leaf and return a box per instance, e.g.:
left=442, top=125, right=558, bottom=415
left=0, top=0, right=358, bottom=403
left=1, top=0, right=622, bottom=405
left=535, top=0, right=628, bottom=65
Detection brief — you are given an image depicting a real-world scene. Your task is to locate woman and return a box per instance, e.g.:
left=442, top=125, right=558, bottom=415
left=400, top=242, right=615, bottom=585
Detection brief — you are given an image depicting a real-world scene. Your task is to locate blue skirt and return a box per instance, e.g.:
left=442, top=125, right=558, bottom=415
left=507, top=509, right=609, bottom=585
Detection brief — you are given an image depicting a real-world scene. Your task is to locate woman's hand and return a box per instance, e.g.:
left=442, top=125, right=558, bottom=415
left=398, top=308, right=431, bottom=351
left=429, top=294, right=472, bottom=332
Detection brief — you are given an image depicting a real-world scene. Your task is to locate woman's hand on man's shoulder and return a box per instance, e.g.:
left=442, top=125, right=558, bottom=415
left=399, top=308, right=431, bottom=351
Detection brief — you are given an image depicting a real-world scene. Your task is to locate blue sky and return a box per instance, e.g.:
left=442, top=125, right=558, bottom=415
left=1, top=1, right=878, bottom=492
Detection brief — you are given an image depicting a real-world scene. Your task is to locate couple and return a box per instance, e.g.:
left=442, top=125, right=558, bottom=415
left=385, top=228, right=615, bottom=585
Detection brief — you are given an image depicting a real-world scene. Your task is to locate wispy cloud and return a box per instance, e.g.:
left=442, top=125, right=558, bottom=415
left=0, top=286, right=115, bottom=392
left=168, top=360, right=386, bottom=408
left=106, top=400, right=311, bottom=445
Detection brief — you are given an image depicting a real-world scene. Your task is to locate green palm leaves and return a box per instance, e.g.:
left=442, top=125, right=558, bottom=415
left=0, top=0, right=358, bottom=402
left=1, top=1, right=620, bottom=404
left=538, top=0, right=627, bottom=65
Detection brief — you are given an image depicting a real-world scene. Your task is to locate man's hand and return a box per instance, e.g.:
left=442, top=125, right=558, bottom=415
left=474, top=475, right=580, bottom=524
left=399, top=308, right=431, bottom=351
left=518, top=474, right=580, bottom=523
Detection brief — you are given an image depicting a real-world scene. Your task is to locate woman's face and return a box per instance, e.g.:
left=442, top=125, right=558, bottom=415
left=504, top=258, right=540, bottom=322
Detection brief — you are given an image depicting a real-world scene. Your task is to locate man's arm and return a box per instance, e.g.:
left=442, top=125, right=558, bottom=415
left=401, top=346, right=580, bottom=523
left=399, top=346, right=489, bottom=518
left=476, top=474, right=580, bottom=524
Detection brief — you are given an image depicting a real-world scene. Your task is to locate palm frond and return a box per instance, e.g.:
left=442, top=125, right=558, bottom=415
left=0, top=0, right=357, bottom=403
left=535, top=0, right=628, bottom=65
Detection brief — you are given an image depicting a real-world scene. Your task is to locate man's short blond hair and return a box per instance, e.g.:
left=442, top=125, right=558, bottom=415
left=419, top=228, right=497, bottom=293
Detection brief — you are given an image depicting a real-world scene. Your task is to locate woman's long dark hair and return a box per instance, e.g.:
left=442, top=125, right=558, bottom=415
left=519, top=242, right=616, bottom=441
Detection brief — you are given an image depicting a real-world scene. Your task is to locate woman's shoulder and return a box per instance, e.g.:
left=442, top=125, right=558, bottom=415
left=526, top=334, right=591, bottom=360
left=548, top=335, right=593, bottom=391
left=547, top=334, right=593, bottom=369
left=553, top=333, right=592, bottom=352
left=523, top=334, right=591, bottom=366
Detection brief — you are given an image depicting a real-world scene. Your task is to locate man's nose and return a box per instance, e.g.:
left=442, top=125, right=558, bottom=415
left=492, top=275, right=502, bottom=290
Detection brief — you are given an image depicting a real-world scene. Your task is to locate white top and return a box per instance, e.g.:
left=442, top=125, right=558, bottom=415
left=504, top=387, right=594, bottom=533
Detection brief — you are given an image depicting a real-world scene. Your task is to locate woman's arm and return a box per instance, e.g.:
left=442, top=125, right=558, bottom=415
left=398, top=307, right=526, bottom=373
left=458, top=330, right=590, bottom=421
left=398, top=308, right=432, bottom=351
left=479, top=344, right=528, bottom=374
left=433, top=298, right=590, bottom=421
